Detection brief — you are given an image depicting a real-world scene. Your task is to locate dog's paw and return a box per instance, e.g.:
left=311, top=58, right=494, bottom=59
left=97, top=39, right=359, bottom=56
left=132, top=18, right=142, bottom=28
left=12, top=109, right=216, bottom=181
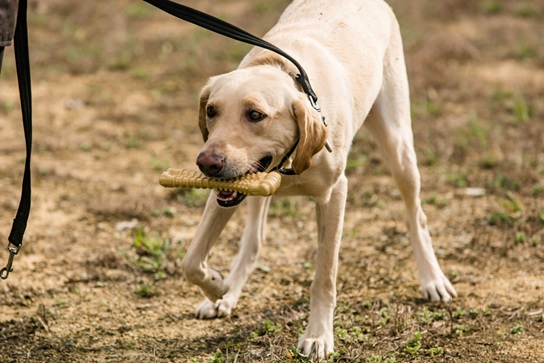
left=420, top=271, right=458, bottom=302
left=297, top=332, right=334, bottom=359
left=195, top=298, right=234, bottom=319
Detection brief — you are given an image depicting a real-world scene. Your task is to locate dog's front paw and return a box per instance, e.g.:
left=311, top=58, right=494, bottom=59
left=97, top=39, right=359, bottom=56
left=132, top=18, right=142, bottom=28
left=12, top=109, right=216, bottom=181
left=420, top=270, right=458, bottom=302
left=195, top=297, right=235, bottom=319
left=297, top=332, right=334, bottom=359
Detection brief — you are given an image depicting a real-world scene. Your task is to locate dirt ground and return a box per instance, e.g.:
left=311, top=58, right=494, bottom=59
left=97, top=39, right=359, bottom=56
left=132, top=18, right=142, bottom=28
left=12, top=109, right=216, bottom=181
left=1, top=0, right=543, bottom=362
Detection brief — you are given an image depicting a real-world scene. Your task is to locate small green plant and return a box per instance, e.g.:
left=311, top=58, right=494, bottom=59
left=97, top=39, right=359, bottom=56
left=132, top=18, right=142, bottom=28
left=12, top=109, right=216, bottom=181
left=423, top=193, right=448, bottom=208
left=207, top=351, right=225, bottom=363
left=481, top=0, right=503, bottom=14
left=134, top=283, right=159, bottom=298
left=426, top=99, right=442, bottom=117
left=169, top=188, right=209, bottom=208
left=515, top=231, right=527, bottom=244
left=125, top=3, right=151, bottom=18
left=426, top=347, right=444, bottom=357
left=453, top=307, right=465, bottom=319
left=512, top=95, right=532, bottom=122
left=125, top=135, right=141, bottom=149
left=453, top=325, right=472, bottom=336
left=510, top=324, right=524, bottom=335
left=403, top=331, right=422, bottom=355
left=419, top=307, right=445, bottom=325
left=513, top=45, right=538, bottom=63
left=269, top=197, right=300, bottom=217
left=488, top=192, right=523, bottom=226
left=516, top=3, right=538, bottom=17
left=379, top=308, right=392, bottom=326
left=446, top=170, right=468, bottom=188
left=488, top=212, right=513, bottom=226
left=479, top=154, right=498, bottom=169
left=131, top=228, right=171, bottom=276
left=253, top=320, right=283, bottom=337
left=493, top=175, right=521, bottom=191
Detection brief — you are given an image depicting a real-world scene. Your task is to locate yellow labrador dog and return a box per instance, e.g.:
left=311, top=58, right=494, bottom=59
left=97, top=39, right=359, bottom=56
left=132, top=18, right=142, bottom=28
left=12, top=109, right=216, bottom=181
left=180, top=0, right=457, bottom=358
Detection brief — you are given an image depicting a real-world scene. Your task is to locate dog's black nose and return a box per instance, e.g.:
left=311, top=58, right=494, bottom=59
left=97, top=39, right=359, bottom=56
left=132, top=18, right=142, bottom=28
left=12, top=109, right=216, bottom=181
left=197, top=151, right=225, bottom=177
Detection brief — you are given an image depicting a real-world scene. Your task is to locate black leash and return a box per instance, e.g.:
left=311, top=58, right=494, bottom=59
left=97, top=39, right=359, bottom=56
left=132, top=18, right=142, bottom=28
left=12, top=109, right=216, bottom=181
left=143, top=0, right=320, bottom=109
left=142, top=0, right=332, bottom=174
left=1, top=0, right=32, bottom=280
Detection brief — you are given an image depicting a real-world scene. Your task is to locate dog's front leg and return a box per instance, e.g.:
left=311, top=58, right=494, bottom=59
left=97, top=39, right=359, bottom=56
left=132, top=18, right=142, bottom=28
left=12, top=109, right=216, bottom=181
left=298, top=175, right=348, bottom=359
left=196, top=196, right=271, bottom=319
left=181, top=192, right=237, bottom=303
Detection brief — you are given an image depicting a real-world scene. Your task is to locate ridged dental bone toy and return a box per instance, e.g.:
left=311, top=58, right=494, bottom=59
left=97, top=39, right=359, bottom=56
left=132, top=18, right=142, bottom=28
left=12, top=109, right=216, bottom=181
left=159, top=168, right=282, bottom=197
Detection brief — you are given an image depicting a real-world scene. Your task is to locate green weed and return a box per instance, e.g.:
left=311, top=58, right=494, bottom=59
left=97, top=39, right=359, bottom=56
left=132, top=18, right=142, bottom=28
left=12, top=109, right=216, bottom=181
left=169, top=188, right=210, bottom=208
left=125, top=135, right=142, bottom=149
left=446, top=170, right=468, bottom=188
left=454, top=113, right=489, bottom=156
left=481, top=0, right=503, bottom=14
left=510, top=324, right=524, bottom=335
left=478, top=153, right=498, bottom=169
left=131, top=228, right=172, bottom=277
left=125, top=3, right=151, bottom=18
left=492, top=175, right=521, bottom=191
left=453, top=324, right=473, bottom=336
left=488, top=193, right=523, bottom=226
left=515, top=231, right=527, bottom=244
left=453, top=307, right=465, bottom=319
left=512, top=95, right=532, bottom=122
left=269, top=197, right=300, bottom=217
left=251, top=320, right=283, bottom=338
left=403, top=331, right=422, bottom=355
left=513, top=45, right=538, bottom=63
left=516, top=3, right=538, bottom=18
left=134, top=283, right=159, bottom=298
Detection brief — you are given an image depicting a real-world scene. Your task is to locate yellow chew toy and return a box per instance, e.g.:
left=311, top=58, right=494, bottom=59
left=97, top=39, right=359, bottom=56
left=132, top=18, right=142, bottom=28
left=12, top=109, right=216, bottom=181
left=159, top=169, right=282, bottom=197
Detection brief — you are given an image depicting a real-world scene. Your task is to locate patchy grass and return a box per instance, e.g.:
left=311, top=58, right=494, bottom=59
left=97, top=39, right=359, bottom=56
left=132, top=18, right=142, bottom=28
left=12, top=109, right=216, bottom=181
left=0, top=0, right=543, bottom=362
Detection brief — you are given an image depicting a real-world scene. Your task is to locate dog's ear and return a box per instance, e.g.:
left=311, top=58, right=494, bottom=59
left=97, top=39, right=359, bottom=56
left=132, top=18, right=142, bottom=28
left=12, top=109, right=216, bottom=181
left=291, top=97, right=328, bottom=174
left=198, top=82, right=212, bottom=142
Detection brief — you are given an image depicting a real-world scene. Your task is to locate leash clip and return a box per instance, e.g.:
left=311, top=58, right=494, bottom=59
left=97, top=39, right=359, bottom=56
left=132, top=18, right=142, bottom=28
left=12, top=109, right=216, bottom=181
left=0, top=242, right=20, bottom=280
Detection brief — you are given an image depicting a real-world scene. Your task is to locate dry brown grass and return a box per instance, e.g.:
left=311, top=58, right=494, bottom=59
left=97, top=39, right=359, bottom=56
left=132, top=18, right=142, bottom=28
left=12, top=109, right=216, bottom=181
left=0, top=0, right=543, bottom=362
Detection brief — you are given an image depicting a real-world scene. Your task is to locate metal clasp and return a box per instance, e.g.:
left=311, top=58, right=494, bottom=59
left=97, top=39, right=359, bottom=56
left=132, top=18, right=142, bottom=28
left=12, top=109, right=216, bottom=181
left=0, top=242, right=20, bottom=280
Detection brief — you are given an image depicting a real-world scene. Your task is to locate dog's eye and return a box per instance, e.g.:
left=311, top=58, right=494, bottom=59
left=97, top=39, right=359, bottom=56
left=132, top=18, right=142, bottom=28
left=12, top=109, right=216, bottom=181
left=206, top=105, right=216, bottom=118
left=247, top=110, right=267, bottom=122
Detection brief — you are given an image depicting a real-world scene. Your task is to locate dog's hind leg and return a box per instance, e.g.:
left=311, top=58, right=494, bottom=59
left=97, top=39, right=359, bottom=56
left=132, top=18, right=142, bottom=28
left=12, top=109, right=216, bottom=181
left=364, top=23, right=457, bottom=302
left=196, top=196, right=271, bottom=319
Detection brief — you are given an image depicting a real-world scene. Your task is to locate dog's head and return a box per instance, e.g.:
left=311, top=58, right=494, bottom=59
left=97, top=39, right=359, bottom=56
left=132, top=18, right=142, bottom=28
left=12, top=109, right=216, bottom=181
left=196, top=65, right=327, bottom=206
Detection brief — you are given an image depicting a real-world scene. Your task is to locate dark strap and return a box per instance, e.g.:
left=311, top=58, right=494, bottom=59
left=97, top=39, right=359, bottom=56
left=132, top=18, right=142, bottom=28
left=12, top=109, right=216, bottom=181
left=272, top=140, right=299, bottom=175
left=1, top=0, right=32, bottom=279
left=9, top=0, right=32, bottom=248
left=0, top=47, right=4, bottom=72
left=142, top=0, right=319, bottom=107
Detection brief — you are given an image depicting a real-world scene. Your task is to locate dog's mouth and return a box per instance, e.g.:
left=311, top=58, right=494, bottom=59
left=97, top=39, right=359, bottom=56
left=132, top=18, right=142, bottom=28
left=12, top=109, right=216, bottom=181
left=215, top=155, right=273, bottom=208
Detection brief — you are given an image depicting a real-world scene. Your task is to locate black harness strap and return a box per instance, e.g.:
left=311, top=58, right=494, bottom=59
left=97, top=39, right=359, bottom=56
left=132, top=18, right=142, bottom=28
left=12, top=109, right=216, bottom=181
left=1, top=0, right=32, bottom=280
